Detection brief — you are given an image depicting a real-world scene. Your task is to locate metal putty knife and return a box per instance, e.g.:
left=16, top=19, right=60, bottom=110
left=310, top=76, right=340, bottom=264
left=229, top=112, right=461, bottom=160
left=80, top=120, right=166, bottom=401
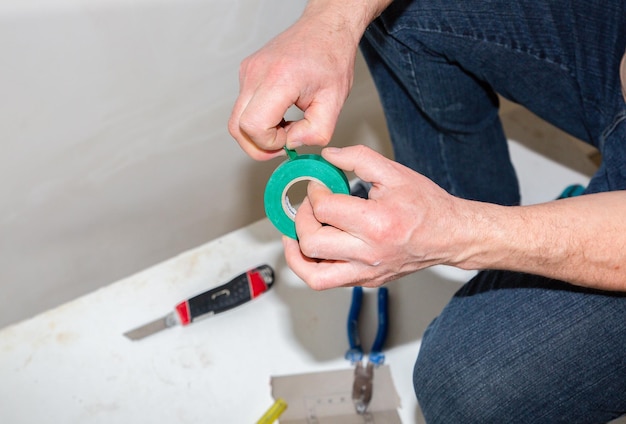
left=124, top=264, right=275, bottom=341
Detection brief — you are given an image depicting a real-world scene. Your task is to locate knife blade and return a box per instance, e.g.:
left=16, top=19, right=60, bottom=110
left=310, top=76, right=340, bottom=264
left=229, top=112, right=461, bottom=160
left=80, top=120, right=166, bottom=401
left=124, top=264, right=275, bottom=341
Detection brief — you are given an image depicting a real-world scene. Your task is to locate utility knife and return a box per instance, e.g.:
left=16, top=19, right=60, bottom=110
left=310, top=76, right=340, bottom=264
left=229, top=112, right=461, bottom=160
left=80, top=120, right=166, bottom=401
left=123, top=264, right=275, bottom=341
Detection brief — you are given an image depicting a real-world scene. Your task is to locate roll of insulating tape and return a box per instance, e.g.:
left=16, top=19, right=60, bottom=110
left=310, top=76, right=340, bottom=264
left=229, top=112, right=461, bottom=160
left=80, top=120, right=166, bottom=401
left=264, top=148, right=349, bottom=239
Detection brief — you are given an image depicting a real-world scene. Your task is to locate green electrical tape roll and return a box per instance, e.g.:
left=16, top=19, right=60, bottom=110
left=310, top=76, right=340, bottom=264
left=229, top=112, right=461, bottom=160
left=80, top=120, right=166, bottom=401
left=264, top=148, right=350, bottom=239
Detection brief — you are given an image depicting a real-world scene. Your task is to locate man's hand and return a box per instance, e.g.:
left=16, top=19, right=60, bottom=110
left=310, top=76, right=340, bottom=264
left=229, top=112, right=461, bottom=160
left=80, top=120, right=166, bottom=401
left=228, top=9, right=358, bottom=160
left=283, top=145, right=467, bottom=289
left=284, top=146, right=626, bottom=292
left=228, top=0, right=392, bottom=161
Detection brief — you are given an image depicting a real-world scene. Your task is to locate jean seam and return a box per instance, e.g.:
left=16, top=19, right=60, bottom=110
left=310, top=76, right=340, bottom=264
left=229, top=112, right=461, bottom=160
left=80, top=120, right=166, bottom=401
left=436, top=132, right=458, bottom=196
left=389, top=25, right=575, bottom=79
left=401, top=43, right=459, bottom=196
left=599, top=109, right=626, bottom=152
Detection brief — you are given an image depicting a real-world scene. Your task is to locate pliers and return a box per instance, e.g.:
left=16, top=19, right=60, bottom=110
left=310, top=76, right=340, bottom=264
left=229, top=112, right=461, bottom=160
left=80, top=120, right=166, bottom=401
left=345, top=286, right=389, bottom=415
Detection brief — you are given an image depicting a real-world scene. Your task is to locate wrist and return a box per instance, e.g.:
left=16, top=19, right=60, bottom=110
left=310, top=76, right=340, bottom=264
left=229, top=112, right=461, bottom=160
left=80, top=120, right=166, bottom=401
left=302, top=0, right=391, bottom=45
left=446, top=200, right=514, bottom=271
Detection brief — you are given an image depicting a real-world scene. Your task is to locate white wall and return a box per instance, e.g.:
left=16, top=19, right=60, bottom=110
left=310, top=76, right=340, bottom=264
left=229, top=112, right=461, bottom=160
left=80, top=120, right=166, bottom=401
left=0, top=0, right=391, bottom=327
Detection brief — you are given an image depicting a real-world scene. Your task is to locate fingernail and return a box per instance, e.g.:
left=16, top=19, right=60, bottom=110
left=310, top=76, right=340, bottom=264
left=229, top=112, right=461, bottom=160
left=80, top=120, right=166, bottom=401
left=324, top=147, right=342, bottom=154
left=308, top=180, right=327, bottom=192
left=287, top=140, right=303, bottom=149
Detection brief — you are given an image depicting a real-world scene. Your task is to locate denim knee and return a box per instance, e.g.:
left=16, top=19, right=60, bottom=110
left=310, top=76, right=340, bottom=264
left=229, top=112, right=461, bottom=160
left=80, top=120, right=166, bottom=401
left=413, top=271, right=626, bottom=424
left=413, top=329, right=509, bottom=423
left=413, top=345, right=519, bottom=423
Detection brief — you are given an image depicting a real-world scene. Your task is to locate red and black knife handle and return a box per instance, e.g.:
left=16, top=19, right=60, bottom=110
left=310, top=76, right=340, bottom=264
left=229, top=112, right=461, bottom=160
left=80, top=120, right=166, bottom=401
left=173, top=264, right=275, bottom=326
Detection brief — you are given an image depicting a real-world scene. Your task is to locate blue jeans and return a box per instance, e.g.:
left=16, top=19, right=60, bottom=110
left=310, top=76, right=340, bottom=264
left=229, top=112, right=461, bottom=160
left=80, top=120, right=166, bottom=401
left=361, top=0, right=626, bottom=422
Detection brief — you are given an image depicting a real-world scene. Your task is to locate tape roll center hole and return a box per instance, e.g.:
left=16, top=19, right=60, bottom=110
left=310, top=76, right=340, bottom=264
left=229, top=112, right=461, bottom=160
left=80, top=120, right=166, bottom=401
left=282, top=177, right=323, bottom=220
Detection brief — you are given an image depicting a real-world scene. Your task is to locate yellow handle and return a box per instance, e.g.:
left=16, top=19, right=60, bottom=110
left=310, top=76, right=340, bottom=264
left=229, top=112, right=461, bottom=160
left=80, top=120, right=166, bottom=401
left=256, top=398, right=288, bottom=424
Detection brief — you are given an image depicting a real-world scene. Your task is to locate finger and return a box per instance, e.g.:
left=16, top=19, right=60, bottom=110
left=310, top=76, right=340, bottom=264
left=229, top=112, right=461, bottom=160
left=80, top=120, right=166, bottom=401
left=283, top=236, right=335, bottom=289
left=239, top=89, right=295, bottom=148
left=228, top=93, right=286, bottom=161
left=285, top=95, right=343, bottom=148
left=294, top=182, right=377, bottom=263
left=294, top=191, right=363, bottom=259
left=229, top=65, right=300, bottom=153
left=304, top=181, right=374, bottom=236
left=236, top=92, right=292, bottom=151
left=296, top=214, right=367, bottom=262
left=283, top=236, right=362, bottom=290
left=284, top=237, right=385, bottom=289
left=322, top=145, right=400, bottom=186
left=293, top=194, right=324, bottom=238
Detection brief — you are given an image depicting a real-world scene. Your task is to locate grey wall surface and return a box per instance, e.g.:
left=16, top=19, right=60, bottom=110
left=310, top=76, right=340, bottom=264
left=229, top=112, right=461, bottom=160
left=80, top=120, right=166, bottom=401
left=0, top=0, right=391, bottom=327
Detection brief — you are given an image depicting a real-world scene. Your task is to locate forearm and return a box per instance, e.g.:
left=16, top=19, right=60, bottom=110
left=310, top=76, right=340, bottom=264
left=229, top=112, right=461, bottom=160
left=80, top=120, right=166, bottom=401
left=301, top=0, right=393, bottom=43
left=455, top=192, right=626, bottom=291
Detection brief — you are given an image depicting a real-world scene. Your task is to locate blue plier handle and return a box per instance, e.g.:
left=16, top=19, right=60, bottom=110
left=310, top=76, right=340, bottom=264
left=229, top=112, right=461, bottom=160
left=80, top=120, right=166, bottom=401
left=345, top=286, right=389, bottom=365
left=345, top=286, right=389, bottom=414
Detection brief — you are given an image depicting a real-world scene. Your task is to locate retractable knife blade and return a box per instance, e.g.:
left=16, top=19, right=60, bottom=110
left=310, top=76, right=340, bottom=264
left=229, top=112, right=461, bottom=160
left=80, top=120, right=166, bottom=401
left=124, top=264, right=275, bottom=341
